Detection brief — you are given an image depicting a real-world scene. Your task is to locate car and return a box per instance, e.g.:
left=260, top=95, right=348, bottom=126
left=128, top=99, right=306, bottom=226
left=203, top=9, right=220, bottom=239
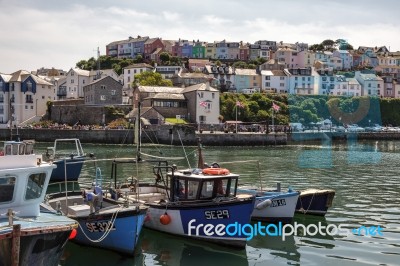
left=334, top=126, right=346, bottom=132
left=347, top=124, right=365, bottom=132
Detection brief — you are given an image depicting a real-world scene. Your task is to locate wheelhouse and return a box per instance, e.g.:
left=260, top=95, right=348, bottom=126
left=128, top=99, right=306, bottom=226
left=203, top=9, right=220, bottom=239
left=167, top=169, right=239, bottom=202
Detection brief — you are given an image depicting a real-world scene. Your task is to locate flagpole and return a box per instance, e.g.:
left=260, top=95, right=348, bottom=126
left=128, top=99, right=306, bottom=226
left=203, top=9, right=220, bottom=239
left=235, top=105, right=238, bottom=133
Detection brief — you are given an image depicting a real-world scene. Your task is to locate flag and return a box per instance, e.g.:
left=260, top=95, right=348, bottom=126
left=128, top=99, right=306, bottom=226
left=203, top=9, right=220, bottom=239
left=236, top=101, right=244, bottom=108
left=272, top=102, right=280, bottom=112
left=199, top=101, right=207, bottom=107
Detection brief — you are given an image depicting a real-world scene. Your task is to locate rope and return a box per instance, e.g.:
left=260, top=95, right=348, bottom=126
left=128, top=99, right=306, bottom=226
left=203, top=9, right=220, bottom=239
left=177, top=130, right=191, bottom=168
left=76, top=206, right=123, bottom=243
left=298, top=191, right=316, bottom=215
left=140, top=152, right=185, bottom=160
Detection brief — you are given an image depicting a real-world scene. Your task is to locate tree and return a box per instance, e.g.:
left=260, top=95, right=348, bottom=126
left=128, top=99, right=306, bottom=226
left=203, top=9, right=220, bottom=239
left=321, top=39, right=335, bottom=51
left=133, top=71, right=173, bottom=87
left=160, top=52, right=170, bottom=64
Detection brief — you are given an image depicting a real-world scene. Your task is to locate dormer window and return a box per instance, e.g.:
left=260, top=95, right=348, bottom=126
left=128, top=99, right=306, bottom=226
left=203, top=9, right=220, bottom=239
left=27, top=81, right=33, bottom=92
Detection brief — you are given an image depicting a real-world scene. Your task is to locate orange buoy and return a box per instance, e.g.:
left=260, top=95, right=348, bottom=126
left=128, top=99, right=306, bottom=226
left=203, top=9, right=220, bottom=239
left=202, top=168, right=230, bottom=175
left=160, top=212, right=171, bottom=225
left=69, top=228, right=77, bottom=240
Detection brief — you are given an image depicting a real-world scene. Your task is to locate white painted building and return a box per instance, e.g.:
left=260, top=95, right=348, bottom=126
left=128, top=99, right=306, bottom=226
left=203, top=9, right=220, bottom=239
left=355, top=71, right=384, bottom=96
left=0, top=70, right=56, bottom=127
left=64, top=68, right=90, bottom=98
left=261, top=70, right=288, bottom=93
left=122, top=63, right=154, bottom=89
left=284, top=67, right=316, bottom=95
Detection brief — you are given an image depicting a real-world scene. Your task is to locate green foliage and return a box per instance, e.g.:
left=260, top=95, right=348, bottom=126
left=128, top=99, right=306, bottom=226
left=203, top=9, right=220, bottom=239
left=133, top=71, right=173, bottom=87
left=160, top=52, right=171, bottom=63
left=108, top=118, right=130, bottom=129
left=75, top=55, right=144, bottom=75
left=104, top=106, right=127, bottom=121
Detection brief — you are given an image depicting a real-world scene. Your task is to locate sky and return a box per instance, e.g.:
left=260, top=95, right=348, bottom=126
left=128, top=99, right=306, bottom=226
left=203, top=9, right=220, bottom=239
left=1, top=0, right=400, bottom=74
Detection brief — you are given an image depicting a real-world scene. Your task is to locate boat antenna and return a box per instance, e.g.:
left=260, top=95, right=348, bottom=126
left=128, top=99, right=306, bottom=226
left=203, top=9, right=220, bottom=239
left=197, top=137, right=205, bottom=169
left=136, top=101, right=142, bottom=162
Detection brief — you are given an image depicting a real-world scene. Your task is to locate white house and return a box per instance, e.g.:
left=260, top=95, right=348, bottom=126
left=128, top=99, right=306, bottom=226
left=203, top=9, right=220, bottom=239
left=261, top=70, right=288, bottom=93
left=0, top=70, right=56, bottom=127
left=122, top=63, right=154, bottom=89
left=64, top=68, right=90, bottom=98
left=332, top=50, right=353, bottom=70
left=284, top=67, right=316, bottom=95
left=355, top=71, right=384, bottom=96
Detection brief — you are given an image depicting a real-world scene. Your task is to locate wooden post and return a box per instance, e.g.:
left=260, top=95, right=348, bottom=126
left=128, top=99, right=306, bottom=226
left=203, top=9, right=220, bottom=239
left=11, top=224, right=21, bottom=266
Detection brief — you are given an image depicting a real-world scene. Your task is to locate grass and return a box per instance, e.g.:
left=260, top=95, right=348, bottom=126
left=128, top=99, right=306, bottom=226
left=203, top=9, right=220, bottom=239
left=165, top=118, right=187, bottom=124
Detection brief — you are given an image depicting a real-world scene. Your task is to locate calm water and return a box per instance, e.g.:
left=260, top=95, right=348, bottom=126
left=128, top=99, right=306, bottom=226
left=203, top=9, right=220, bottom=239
left=34, top=140, right=400, bottom=266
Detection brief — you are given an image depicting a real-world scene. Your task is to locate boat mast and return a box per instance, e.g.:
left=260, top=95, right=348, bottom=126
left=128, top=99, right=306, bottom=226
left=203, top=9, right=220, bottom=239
left=197, top=137, right=204, bottom=169
left=136, top=101, right=142, bottom=162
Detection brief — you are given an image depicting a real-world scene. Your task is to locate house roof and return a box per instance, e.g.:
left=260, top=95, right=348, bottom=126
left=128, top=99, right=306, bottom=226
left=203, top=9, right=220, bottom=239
left=347, top=78, right=360, bottom=85
left=29, top=74, right=54, bottom=85
left=234, top=69, right=257, bottom=76
left=9, top=70, right=30, bottom=82
left=0, top=73, right=12, bottom=82
left=179, top=72, right=209, bottom=79
left=182, top=83, right=218, bottom=93
left=144, top=93, right=185, bottom=100
left=138, top=86, right=183, bottom=94
left=85, top=75, right=122, bottom=86
left=358, top=73, right=383, bottom=81
left=124, top=63, right=154, bottom=69
left=145, top=38, right=160, bottom=44
left=72, top=68, right=90, bottom=76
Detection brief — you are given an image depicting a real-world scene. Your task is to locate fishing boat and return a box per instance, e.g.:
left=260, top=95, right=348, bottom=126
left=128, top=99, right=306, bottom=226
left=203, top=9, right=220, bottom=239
left=45, top=162, right=148, bottom=256
left=237, top=183, right=300, bottom=223
left=45, top=138, right=86, bottom=182
left=295, top=189, right=335, bottom=216
left=0, top=140, right=78, bottom=266
left=109, top=142, right=255, bottom=249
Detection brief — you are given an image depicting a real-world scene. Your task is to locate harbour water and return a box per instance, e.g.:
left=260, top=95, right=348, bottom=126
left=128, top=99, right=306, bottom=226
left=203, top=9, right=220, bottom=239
left=34, top=140, right=400, bottom=266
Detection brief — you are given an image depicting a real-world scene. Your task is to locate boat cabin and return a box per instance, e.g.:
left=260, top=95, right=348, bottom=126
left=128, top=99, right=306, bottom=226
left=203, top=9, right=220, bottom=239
left=0, top=141, right=55, bottom=217
left=167, top=169, right=239, bottom=202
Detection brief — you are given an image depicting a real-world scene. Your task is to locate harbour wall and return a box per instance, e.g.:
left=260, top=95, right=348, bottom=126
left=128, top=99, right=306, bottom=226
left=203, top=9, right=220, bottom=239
left=2, top=127, right=400, bottom=146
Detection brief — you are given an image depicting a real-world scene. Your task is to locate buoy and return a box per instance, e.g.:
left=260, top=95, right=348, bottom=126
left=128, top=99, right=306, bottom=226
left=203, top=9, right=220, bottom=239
left=256, top=199, right=272, bottom=210
left=160, top=212, right=171, bottom=225
left=68, top=228, right=77, bottom=240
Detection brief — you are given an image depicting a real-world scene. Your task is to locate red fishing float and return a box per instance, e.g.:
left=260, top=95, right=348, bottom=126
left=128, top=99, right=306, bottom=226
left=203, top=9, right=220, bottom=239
left=69, top=228, right=77, bottom=240
left=160, top=212, right=171, bottom=225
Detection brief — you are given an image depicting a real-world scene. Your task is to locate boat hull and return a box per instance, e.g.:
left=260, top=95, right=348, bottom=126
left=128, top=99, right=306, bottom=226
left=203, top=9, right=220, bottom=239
left=250, top=191, right=300, bottom=222
left=0, top=212, right=76, bottom=266
left=296, top=189, right=335, bottom=216
left=143, top=198, right=255, bottom=248
left=71, top=206, right=147, bottom=256
left=50, top=157, right=85, bottom=182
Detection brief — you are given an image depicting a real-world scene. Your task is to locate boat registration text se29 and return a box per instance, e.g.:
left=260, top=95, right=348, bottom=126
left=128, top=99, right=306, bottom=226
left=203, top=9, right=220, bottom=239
left=205, top=210, right=230, bottom=220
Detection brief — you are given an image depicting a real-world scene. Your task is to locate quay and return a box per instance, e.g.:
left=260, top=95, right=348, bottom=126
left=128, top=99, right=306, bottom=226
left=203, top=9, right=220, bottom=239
left=2, top=126, right=400, bottom=146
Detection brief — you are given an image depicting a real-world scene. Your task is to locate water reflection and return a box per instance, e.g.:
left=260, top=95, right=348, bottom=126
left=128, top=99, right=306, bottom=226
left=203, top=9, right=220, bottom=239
left=140, top=229, right=248, bottom=266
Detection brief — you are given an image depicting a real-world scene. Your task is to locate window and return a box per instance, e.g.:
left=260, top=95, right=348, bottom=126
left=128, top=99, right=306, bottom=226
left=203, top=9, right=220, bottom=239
left=280, top=77, right=284, bottom=80
left=100, top=95, right=106, bottom=101
left=265, top=76, right=270, bottom=80
left=0, top=176, right=16, bottom=202
left=25, top=173, right=46, bottom=200
left=0, top=81, right=3, bottom=90
left=280, top=83, right=285, bottom=87
left=128, top=70, right=131, bottom=74
left=0, top=94, right=3, bottom=102
left=0, top=106, right=3, bottom=114
left=200, top=181, right=214, bottom=199
left=27, top=81, right=33, bottom=91
left=71, top=79, right=74, bottom=84
left=212, top=93, right=215, bottom=99
left=265, top=82, right=270, bottom=87
left=101, top=85, right=106, bottom=90
left=378, top=84, right=381, bottom=88
left=368, top=83, right=371, bottom=88
left=83, top=80, right=85, bottom=84
left=111, top=90, right=116, bottom=95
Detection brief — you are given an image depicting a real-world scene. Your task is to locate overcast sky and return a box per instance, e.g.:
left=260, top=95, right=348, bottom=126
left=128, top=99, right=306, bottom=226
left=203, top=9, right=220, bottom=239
left=1, top=0, right=399, bottom=74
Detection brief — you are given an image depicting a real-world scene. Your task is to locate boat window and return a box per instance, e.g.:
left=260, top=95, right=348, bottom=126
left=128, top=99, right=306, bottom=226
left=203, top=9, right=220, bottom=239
left=187, top=180, right=199, bottom=200
left=25, top=173, right=46, bottom=200
left=0, top=176, right=16, bottom=203
left=5, top=144, right=11, bottom=155
left=173, top=178, right=186, bottom=200
left=12, top=144, right=19, bottom=155
left=230, top=178, right=237, bottom=196
left=19, top=144, right=25, bottom=155
left=200, top=180, right=214, bottom=199
left=216, top=179, right=228, bottom=197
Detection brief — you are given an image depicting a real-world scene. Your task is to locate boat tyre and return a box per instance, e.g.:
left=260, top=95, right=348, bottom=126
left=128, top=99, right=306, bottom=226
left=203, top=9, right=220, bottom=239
left=202, top=168, right=230, bottom=175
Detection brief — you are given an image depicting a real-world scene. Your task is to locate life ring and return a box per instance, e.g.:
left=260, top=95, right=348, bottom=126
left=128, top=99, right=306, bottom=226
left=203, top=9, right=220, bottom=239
left=202, top=168, right=230, bottom=175
left=0, top=150, right=4, bottom=156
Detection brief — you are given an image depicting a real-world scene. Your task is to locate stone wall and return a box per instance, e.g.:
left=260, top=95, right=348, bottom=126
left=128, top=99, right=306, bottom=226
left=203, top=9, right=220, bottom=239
left=49, top=104, right=131, bottom=125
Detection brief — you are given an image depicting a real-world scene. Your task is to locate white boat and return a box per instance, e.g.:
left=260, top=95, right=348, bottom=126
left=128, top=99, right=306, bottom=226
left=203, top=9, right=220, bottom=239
left=0, top=140, right=78, bottom=266
left=238, top=185, right=300, bottom=223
